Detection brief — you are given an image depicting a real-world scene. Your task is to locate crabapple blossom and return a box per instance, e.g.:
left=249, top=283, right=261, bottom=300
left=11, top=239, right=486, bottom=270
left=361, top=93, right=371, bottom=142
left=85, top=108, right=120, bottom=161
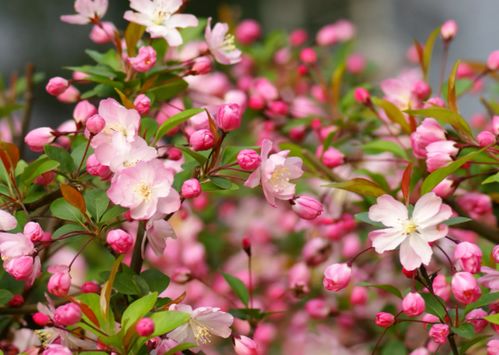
left=428, top=324, right=449, bottom=344
left=61, top=0, right=108, bottom=24
left=216, top=103, right=242, bottom=131
left=47, top=265, right=72, bottom=297
left=487, top=50, right=499, bottom=71
left=181, top=178, right=202, bottom=199
left=323, top=263, right=351, bottom=292
left=402, top=292, right=425, bottom=316
left=205, top=18, right=242, bottom=65
left=129, top=46, right=157, bottom=73
left=86, top=114, right=105, bottom=134
left=353, top=87, right=370, bottom=104
left=25, top=127, right=55, bottom=152
left=291, top=195, right=323, bottom=220
left=73, top=100, right=96, bottom=124
left=237, top=149, right=261, bottom=171
left=451, top=272, right=481, bottom=304
left=54, top=303, right=81, bottom=326
left=234, top=336, right=260, bottom=355
left=106, top=229, right=133, bottom=254
left=0, top=210, right=17, bottom=231
left=136, top=317, right=155, bottom=336
left=89, top=21, right=115, bottom=44
left=46, top=77, right=69, bottom=96
left=134, top=94, right=151, bottom=115
left=465, top=308, right=488, bottom=332
left=477, top=130, right=496, bottom=147
left=441, top=20, right=458, bottom=41
left=375, top=312, right=395, bottom=328
left=454, top=242, right=482, bottom=273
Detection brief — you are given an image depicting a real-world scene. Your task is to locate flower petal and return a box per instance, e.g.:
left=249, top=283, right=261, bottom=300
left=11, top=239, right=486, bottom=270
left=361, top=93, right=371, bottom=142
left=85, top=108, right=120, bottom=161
left=368, top=194, right=408, bottom=227
left=369, top=228, right=406, bottom=253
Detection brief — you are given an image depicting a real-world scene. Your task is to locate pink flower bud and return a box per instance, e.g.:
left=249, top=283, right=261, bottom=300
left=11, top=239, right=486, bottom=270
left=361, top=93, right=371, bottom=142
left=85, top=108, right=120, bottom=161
left=428, top=323, right=449, bottom=344
left=23, top=221, right=44, bottom=242
left=346, top=53, right=365, bottom=74
left=412, top=80, right=432, bottom=100
left=248, top=95, right=265, bottom=110
left=81, top=281, right=101, bottom=293
left=410, top=118, right=446, bottom=158
left=57, top=85, right=80, bottom=103
left=457, top=63, right=474, bottom=78
left=106, top=229, right=133, bottom=254
left=289, top=262, right=310, bottom=295
left=432, top=178, right=455, bottom=198
left=454, top=242, right=482, bottom=274
left=129, top=46, right=157, bottom=72
left=422, top=313, right=439, bottom=329
left=86, top=114, right=105, bottom=135
left=4, top=256, right=34, bottom=280
left=291, top=195, right=323, bottom=220
left=25, top=127, right=55, bottom=152
left=305, top=298, right=330, bottom=319
left=477, top=130, right=496, bottom=147
left=375, top=312, right=395, bottom=328
left=320, top=146, right=345, bottom=168
left=353, top=87, right=370, bottom=105
left=8, top=294, right=24, bottom=307
left=181, top=178, right=202, bottom=199
left=323, top=263, right=351, bottom=292
left=350, top=286, right=368, bottom=305
left=487, top=50, right=499, bottom=71
left=237, top=149, right=260, bottom=171
left=289, top=29, right=308, bottom=47
left=299, top=48, right=317, bottom=64
left=451, top=272, right=481, bottom=304
left=235, top=20, right=261, bottom=45
left=488, top=339, right=499, bottom=355
left=216, top=103, right=242, bottom=131
left=316, top=24, right=337, bottom=46
left=72, top=71, right=89, bottom=81
left=48, top=266, right=71, bottom=297
left=89, top=21, right=116, bottom=44
left=465, top=308, right=488, bottom=332
left=86, top=154, right=111, bottom=179
left=46, top=77, right=69, bottom=96
left=73, top=100, right=97, bottom=124
left=425, top=140, right=459, bottom=172
left=134, top=94, right=151, bottom=115
left=189, top=129, right=215, bottom=151
left=267, top=100, right=288, bottom=116
left=432, top=274, right=451, bottom=302
left=42, top=344, right=73, bottom=355
left=493, top=245, right=499, bottom=263
left=402, top=292, right=425, bottom=316
left=191, top=56, right=212, bottom=75
left=33, top=312, right=51, bottom=326
left=441, top=20, right=458, bottom=41
left=54, top=303, right=81, bottom=326
left=234, top=335, right=260, bottom=355
left=136, top=317, right=155, bottom=336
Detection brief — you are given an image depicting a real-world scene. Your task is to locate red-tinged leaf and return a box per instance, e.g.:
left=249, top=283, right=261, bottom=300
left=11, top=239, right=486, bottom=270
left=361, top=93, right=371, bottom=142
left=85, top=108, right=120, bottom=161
left=422, top=27, right=440, bottom=81
left=60, top=184, right=86, bottom=214
left=70, top=296, right=100, bottom=327
left=0, top=142, right=19, bottom=171
left=161, top=291, right=186, bottom=310
left=413, top=40, right=424, bottom=67
left=114, top=88, right=134, bottom=109
left=448, top=60, right=460, bottom=112
left=124, top=22, right=145, bottom=57
left=100, top=254, right=123, bottom=318
left=372, top=98, right=411, bottom=133
left=401, top=163, right=413, bottom=204
left=324, top=178, right=387, bottom=197
left=206, top=109, right=220, bottom=142
left=331, top=64, right=345, bottom=116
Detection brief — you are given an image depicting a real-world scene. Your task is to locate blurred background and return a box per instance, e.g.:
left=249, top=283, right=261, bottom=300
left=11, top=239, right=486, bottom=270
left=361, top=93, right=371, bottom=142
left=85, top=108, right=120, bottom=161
left=0, top=0, right=498, bottom=127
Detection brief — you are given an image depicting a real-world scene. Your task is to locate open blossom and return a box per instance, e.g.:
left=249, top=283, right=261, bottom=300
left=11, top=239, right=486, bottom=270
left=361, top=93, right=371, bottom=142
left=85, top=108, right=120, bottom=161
left=168, top=304, right=233, bottom=346
left=380, top=68, right=422, bottom=109
left=205, top=18, right=242, bottom=65
left=107, top=159, right=180, bottom=220
left=428, top=324, right=449, bottom=344
left=245, top=139, right=303, bottom=206
left=410, top=118, right=446, bottom=158
left=61, top=0, right=108, bottom=24
left=368, top=193, right=452, bottom=270
left=0, top=209, right=17, bottom=231
left=479, top=266, right=499, bottom=291
left=234, top=336, right=260, bottom=355
left=124, top=0, right=198, bottom=46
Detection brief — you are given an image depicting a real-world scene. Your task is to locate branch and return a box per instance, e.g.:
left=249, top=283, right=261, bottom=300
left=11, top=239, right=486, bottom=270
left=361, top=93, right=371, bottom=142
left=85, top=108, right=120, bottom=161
left=25, top=189, right=61, bottom=210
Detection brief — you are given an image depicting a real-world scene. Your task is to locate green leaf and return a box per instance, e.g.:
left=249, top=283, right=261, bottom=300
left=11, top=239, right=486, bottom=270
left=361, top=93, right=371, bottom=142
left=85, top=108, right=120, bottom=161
left=20, top=157, right=59, bottom=185
left=155, top=108, right=203, bottom=142
left=443, top=217, right=472, bottom=226
left=125, top=22, right=145, bottom=57
left=121, top=292, right=158, bottom=333
left=178, top=146, right=208, bottom=165
left=44, top=145, right=76, bottom=173
left=420, top=293, right=447, bottom=321
left=66, top=65, right=117, bottom=79
left=381, top=339, right=407, bottom=355
left=420, top=148, right=486, bottom=194
left=447, top=60, right=460, bottom=112
left=85, top=189, right=109, bottom=222
left=0, top=289, right=13, bottom=305
left=100, top=205, right=125, bottom=223
left=223, top=273, right=250, bottom=306
left=85, top=49, right=122, bottom=72
left=50, top=198, right=84, bottom=222
left=422, top=27, right=440, bottom=81
left=482, top=172, right=499, bottom=185
left=406, top=107, right=473, bottom=139
left=372, top=97, right=411, bottom=133
left=115, top=271, right=150, bottom=296
left=229, top=308, right=267, bottom=321
left=460, top=335, right=490, bottom=353
left=165, top=343, right=197, bottom=355
left=324, top=178, right=387, bottom=197
left=452, top=324, right=475, bottom=339
left=210, top=176, right=233, bottom=190
left=357, top=282, right=402, bottom=299
left=141, top=269, right=170, bottom=293
left=148, top=77, right=188, bottom=102
left=201, top=181, right=239, bottom=192
left=362, top=140, right=408, bottom=159
left=149, top=311, right=190, bottom=337
left=354, top=212, right=384, bottom=227
left=465, top=292, right=499, bottom=314
left=485, top=313, right=499, bottom=324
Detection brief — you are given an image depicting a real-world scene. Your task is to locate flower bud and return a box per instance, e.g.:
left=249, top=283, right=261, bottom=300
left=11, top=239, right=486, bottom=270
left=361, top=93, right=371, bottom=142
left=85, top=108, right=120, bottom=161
left=25, top=127, right=55, bottom=152
left=412, top=80, right=431, bottom=100
left=81, top=281, right=101, bottom=293
left=493, top=245, right=499, bottom=263
left=86, top=154, right=111, bottom=179
left=86, top=114, right=105, bottom=135
left=106, top=229, right=133, bottom=254
left=465, top=308, right=488, bottom=332
left=216, top=103, right=242, bottom=132
left=451, top=272, right=481, bottom=304
left=47, top=266, right=71, bottom=297
left=323, top=263, right=351, bottom=292
left=191, top=56, right=212, bottom=75
left=346, top=53, right=365, bottom=74
left=477, top=130, right=496, bottom=147
left=46, top=77, right=69, bottom=96
left=291, top=195, right=323, bottom=220
left=134, top=94, right=151, bottom=115
left=57, top=86, right=80, bottom=103
left=305, top=298, right=330, bottom=319
left=237, top=149, right=260, bottom=171
left=189, top=129, right=215, bottom=151
left=402, top=267, right=417, bottom=279
left=33, top=312, right=51, bottom=326
left=73, top=100, right=97, bottom=124
left=353, top=87, right=370, bottom=105
left=432, top=178, right=455, bottom=198
left=454, top=242, right=482, bottom=274
left=410, top=118, right=446, bottom=158
left=316, top=24, right=337, bottom=46
left=23, top=221, right=44, bottom=242
left=4, top=256, right=34, bottom=280
left=303, top=238, right=331, bottom=266
left=181, top=178, right=202, bottom=199
left=422, top=313, right=439, bottom=329
left=289, top=29, right=308, bottom=47
left=8, top=294, right=24, bottom=307
left=402, top=292, right=425, bottom=316
left=375, top=312, right=395, bottom=328
left=267, top=100, right=288, bottom=116
left=136, top=317, right=155, bottom=336
left=42, top=344, right=73, bottom=355
left=299, top=48, right=317, bottom=64
left=488, top=339, right=499, bottom=355
left=235, top=20, right=261, bottom=45
left=234, top=335, right=260, bottom=355
left=319, top=146, right=345, bottom=168
left=54, top=303, right=81, bottom=326
left=0, top=209, right=17, bottom=231
left=432, top=274, right=451, bottom=302
left=350, top=286, right=368, bottom=305
left=289, top=262, right=311, bottom=296
left=89, top=21, right=116, bottom=44
left=428, top=323, right=449, bottom=344
left=487, top=50, right=499, bottom=71
left=425, top=140, right=458, bottom=172
left=129, top=46, right=157, bottom=72
left=440, top=20, right=458, bottom=41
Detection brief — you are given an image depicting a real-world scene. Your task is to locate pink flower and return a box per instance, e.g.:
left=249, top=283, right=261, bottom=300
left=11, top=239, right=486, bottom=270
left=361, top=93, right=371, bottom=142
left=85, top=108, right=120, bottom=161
left=191, top=56, right=212, bottom=75
left=81, top=281, right=100, bottom=293
left=205, top=18, right=242, bottom=65
left=54, top=303, right=81, bottom=326
left=317, top=146, right=345, bottom=168
left=289, top=262, right=311, bottom=295
left=465, top=308, right=488, bottom=332
left=86, top=114, right=105, bottom=134
left=302, top=238, right=331, bottom=266
left=189, top=129, right=215, bottom=151
left=145, top=219, right=176, bottom=256
left=234, top=336, right=260, bottom=355
left=23, top=222, right=43, bottom=242
left=353, top=87, right=371, bottom=105
left=350, top=286, right=368, bottom=305
left=181, top=178, right=202, bottom=199
left=25, top=127, right=55, bottom=152
left=0, top=232, right=35, bottom=260
left=4, top=256, right=34, bottom=280
left=106, top=229, right=133, bottom=254
left=289, top=29, right=308, bottom=46
left=46, top=77, right=69, bottom=96
left=237, top=149, right=261, bottom=171
left=129, top=46, right=157, bottom=72
left=425, top=140, right=458, bottom=172
left=432, top=178, right=455, bottom=198
left=479, top=266, right=499, bottom=291
left=441, top=20, right=458, bottom=41
left=61, top=0, right=108, bottom=24
left=136, top=317, right=155, bottom=336
left=57, top=85, right=80, bottom=103
left=487, top=339, right=499, bottom=355
left=477, top=130, right=496, bottom=147
left=86, top=154, right=111, bottom=179
left=96, top=136, right=157, bottom=173
left=89, top=21, right=116, bottom=44
left=244, top=139, right=303, bottom=207
left=291, top=195, right=323, bottom=220
left=380, top=68, right=422, bottom=109
left=493, top=245, right=499, bottom=263
left=402, top=292, right=425, bottom=316
left=216, top=103, right=242, bottom=131
left=428, top=323, right=449, bottom=344
left=107, top=159, right=180, bottom=220
left=375, top=312, right=395, bottom=328
left=432, top=274, right=451, bottom=301
left=0, top=210, right=17, bottom=231
left=457, top=192, right=494, bottom=222
left=299, top=48, right=317, bottom=64
left=42, top=344, right=73, bottom=355
left=47, top=265, right=72, bottom=297
left=134, top=94, right=151, bottom=115
left=73, top=100, right=96, bottom=124
left=454, top=242, right=482, bottom=274
left=168, top=304, right=234, bottom=345
left=124, top=0, right=198, bottom=46
left=305, top=298, right=330, bottom=319
left=235, top=20, right=261, bottom=45
left=346, top=53, right=365, bottom=74
left=368, top=193, right=452, bottom=270
left=410, top=118, right=446, bottom=158
left=451, top=272, right=481, bottom=304
left=487, top=50, right=499, bottom=71
left=323, top=263, right=351, bottom=292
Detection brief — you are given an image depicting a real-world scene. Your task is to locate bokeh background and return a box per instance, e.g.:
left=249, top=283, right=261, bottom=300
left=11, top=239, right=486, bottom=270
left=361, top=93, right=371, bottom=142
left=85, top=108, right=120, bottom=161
left=1, top=0, right=498, bottom=127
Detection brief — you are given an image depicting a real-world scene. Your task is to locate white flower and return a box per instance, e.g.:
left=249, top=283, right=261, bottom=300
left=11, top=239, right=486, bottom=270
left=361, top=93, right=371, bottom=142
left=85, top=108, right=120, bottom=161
left=368, top=192, right=452, bottom=270
left=61, top=0, right=108, bottom=25
left=0, top=209, right=17, bottom=231
left=205, top=18, right=241, bottom=65
left=168, top=304, right=233, bottom=348
left=124, top=0, right=198, bottom=46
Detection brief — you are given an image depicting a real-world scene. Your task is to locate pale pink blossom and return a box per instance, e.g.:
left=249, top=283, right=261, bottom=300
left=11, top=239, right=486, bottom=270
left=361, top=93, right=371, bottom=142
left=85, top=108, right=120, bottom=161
left=0, top=209, right=17, bottom=231
left=205, top=18, right=241, bottom=65
left=245, top=139, right=303, bottom=206
left=61, top=0, right=107, bottom=24
left=380, top=68, right=422, bottom=110
left=368, top=193, right=452, bottom=270
left=234, top=335, right=260, bottom=355
left=425, top=140, right=459, bottom=172
left=145, top=219, right=176, bottom=256
left=410, top=118, right=446, bottom=158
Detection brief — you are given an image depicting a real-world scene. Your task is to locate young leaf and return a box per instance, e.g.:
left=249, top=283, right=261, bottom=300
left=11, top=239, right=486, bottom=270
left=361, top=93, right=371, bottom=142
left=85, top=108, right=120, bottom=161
left=20, top=157, right=59, bottom=185
left=223, top=273, right=250, bottom=306
left=420, top=293, right=447, bottom=321
left=324, top=178, right=387, bottom=197
left=149, top=311, right=190, bottom=336
left=0, top=142, right=20, bottom=171
left=61, top=183, right=86, bottom=214
left=372, top=98, right=411, bottom=133
left=422, top=27, right=440, bottom=80
left=100, top=254, right=124, bottom=319
left=155, top=108, right=204, bottom=142
left=401, top=163, right=413, bottom=204
left=443, top=217, right=472, bottom=226
left=447, top=60, right=460, bottom=112
left=114, top=88, right=135, bottom=109
left=125, top=22, right=145, bottom=57
left=121, top=292, right=158, bottom=333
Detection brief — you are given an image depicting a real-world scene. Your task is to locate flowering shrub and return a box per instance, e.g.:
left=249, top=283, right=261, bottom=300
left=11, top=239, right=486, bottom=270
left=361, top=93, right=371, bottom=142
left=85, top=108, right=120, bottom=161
left=0, top=1, right=498, bottom=354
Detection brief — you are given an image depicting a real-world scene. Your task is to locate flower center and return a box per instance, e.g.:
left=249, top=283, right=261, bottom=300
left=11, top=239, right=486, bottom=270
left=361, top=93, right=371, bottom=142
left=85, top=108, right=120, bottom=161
left=191, top=320, right=212, bottom=344
left=136, top=183, right=152, bottom=200
left=403, top=220, right=417, bottom=234
left=222, top=34, right=236, bottom=52
left=269, top=166, right=291, bottom=190
left=153, top=9, right=171, bottom=25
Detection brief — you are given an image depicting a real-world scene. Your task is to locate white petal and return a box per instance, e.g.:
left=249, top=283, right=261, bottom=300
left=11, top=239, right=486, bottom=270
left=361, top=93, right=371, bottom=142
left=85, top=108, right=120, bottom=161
left=399, top=239, right=423, bottom=271
left=409, top=235, right=433, bottom=265
left=418, top=225, right=448, bottom=242
left=412, top=192, right=443, bottom=226
left=368, top=195, right=408, bottom=227
left=369, top=228, right=406, bottom=253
